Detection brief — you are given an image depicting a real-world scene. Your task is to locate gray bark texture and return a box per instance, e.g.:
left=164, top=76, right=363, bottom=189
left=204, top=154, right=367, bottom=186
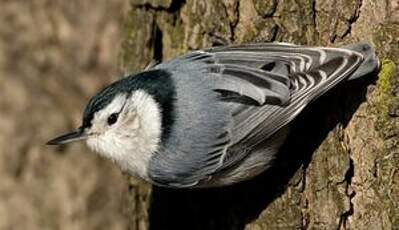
left=120, top=0, right=399, bottom=229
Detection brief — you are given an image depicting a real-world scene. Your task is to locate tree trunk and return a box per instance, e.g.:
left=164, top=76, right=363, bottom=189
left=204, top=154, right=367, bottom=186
left=120, top=0, right=399, bottom=229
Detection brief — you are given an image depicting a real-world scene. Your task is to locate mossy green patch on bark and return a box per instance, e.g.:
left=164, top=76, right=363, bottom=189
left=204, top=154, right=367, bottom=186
left=374, top=59, right=399, bottom=139
left=372, top=58, right=399, bottom=227
left=377, top=60, right=397, bottom=98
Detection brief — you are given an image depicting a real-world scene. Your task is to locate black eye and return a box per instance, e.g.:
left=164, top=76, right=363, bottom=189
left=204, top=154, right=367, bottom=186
left=107, top=113, right=119, bottom=126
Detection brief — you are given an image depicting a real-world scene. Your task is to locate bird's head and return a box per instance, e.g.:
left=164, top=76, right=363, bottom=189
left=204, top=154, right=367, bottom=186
left=47, top=71, right=169, bottom=177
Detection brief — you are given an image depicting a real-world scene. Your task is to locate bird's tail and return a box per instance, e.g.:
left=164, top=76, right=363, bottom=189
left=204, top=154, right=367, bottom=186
left=342, top=42, right=380, bottom=81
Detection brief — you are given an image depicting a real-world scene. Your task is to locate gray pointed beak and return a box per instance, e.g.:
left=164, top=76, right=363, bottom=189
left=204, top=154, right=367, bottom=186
left=47, top=128, right=87, bottom=145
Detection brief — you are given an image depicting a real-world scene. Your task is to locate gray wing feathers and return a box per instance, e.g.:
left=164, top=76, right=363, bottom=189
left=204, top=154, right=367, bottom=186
left=208, top=64, right=291, bottom=105
left=198, top=43, right=363, bottom=107
left=176, top=51, right=292, bottom=106
left=152, top=42, right=376, bottom=187
left=186, top=43, right=363, bottom=147
left=229, top=48, right=363, bottom=148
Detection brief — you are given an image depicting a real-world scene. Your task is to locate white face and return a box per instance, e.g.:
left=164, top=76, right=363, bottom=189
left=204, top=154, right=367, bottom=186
left=85, top=90, right=162, bottom=179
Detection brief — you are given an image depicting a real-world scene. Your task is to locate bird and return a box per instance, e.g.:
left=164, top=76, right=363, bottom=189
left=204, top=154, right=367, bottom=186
left=47, top=42, right=379, bottom=188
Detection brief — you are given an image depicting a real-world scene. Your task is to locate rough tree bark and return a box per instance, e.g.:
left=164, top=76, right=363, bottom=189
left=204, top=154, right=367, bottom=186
left=120, top=0, right=399, bottom=229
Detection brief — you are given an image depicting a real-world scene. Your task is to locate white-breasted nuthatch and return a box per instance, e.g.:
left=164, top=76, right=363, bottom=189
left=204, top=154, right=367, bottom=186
left=48, top=42, right=379, bottom=188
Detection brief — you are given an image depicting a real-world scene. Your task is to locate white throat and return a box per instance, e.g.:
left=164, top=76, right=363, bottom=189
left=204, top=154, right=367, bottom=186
left=86, top=90, right=162, bottom=180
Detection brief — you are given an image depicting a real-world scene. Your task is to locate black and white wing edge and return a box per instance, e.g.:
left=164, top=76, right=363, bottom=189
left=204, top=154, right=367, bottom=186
left=152, top=42, right=378, bottom=187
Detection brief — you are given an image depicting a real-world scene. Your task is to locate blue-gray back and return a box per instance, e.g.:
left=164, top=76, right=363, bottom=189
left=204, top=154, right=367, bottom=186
left=147, top=42, right=378, bottom=187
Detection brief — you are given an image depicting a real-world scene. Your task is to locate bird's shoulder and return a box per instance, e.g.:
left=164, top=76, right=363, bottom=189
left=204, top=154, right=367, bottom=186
left=145, top=68, right=233, bottom=188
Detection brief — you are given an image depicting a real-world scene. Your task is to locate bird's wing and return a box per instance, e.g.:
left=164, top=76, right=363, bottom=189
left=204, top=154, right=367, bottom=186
left=203, top=43, right=363, bottom=170
left=151, top=43, right=364, bottom=187
left=175, top=42, right=363, bottom=144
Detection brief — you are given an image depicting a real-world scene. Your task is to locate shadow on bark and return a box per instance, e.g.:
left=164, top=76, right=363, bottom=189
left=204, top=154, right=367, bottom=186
left=148, top=73, right=377, bottom=230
